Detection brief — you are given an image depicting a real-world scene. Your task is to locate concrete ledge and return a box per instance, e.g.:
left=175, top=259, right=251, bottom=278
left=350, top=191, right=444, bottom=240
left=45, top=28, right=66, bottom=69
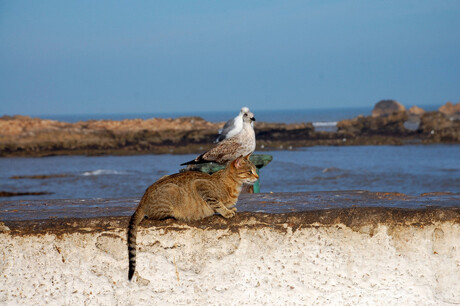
left=1, top=194, right=460, bottom=304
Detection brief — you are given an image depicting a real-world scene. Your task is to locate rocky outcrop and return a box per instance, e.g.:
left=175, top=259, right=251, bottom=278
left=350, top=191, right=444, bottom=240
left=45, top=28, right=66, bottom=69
left=1, top=101, right=459, bottom=157
left=404, top=106, right=425, bottom=131
left=337, top=101, right=459, bottom=144
left=0, top=115, right=217, bottom=144
left=0, top=115, right=220, bottom=156
left=418, top=111, right=460, bottom=142
left=255, top=122, right=314, bottom=141
left=439, top=102, right=460, bottom=120
left=337, top=112, right=409, bottom=136
left=371, top=100, right=406, bottom=117
left=408, top=106, right=425, bottom=116
left=0, top=116, right=318, bottom=156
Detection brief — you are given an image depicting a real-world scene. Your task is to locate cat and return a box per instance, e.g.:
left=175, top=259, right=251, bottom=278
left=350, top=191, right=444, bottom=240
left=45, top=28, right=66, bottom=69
left=127, top=154, right=258, bottom=281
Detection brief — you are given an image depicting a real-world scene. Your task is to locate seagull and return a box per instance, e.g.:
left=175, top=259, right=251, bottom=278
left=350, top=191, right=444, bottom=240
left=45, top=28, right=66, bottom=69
left=181, top=110, right=256, bottom=165
left=215, top=107, right=252, bottom=143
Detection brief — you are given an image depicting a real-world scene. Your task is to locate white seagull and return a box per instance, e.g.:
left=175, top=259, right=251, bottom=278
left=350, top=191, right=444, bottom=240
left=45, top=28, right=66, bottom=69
left=181, top=110, right=256, bottom=165
left=215, top=107, right=253, bottom=143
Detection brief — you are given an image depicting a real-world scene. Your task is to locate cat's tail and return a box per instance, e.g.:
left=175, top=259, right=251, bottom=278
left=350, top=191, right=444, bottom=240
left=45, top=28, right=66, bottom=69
left=128, top=206, right=145, bottom=281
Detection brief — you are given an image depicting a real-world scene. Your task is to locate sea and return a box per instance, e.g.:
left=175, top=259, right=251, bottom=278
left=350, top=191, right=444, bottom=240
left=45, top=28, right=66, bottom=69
left=39, top=107, right=375, bottom=125
left=1, top=106, right=459, bottom=202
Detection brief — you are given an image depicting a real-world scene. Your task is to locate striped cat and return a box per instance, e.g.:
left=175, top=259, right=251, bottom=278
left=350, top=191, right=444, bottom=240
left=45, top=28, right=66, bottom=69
left=127, top=154, right=258, bottom=281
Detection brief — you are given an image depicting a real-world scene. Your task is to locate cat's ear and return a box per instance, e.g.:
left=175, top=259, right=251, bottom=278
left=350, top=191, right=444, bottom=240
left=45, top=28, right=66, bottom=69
left=233, top=155, right=244, bottom=169
left=244, top=153, right=252, bottom=160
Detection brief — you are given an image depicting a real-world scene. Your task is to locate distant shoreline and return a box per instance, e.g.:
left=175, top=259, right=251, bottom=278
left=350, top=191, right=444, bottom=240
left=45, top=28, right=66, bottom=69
left=16, top=105, right=442, bottom=124
left=0, top=104, right=458, bottom=158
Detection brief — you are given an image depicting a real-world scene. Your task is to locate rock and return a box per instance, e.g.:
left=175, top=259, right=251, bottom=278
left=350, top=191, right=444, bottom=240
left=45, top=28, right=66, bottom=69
left=255, top=122, right=314, bottom=141
left=418, top=112, right=460, bottom=142
left=0, top=116, right=220, bottom=157
left=439, top=102, right=460, bottom=119
left=0, top=109, right=458, bottom=157
left=404, top=106, right=425, bottom=131
left=0, top=115, right=319, bottom=157
left=371, top=100, right=406, bottom=118
left=0, top=191, right=53, bottom=197
left=337, top=112, right=409, bottom=136
left=10, top=174, right=72, bottom=179
left=337, top=100, right=411, bottom=137
left=408, top=106, right=425, bottom=116
left=0, top=222, right=10, bottom=233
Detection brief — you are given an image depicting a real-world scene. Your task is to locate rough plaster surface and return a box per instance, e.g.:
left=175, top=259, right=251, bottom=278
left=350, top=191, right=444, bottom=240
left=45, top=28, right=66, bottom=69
left=1, top=219, right=459, bottom=305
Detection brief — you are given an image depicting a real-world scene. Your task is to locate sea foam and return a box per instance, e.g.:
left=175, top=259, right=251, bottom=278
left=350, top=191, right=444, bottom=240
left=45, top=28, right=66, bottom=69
left=81, top=169, right=127, bottom=176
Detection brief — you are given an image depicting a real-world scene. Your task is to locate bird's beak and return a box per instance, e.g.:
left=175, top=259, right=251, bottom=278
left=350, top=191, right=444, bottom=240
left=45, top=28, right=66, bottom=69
left=251, top=117, right=256, bottom=122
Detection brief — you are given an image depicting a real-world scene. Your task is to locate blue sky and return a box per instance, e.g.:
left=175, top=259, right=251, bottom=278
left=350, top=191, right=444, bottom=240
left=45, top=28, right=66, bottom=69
left=0, top=0, right=459, bottom=116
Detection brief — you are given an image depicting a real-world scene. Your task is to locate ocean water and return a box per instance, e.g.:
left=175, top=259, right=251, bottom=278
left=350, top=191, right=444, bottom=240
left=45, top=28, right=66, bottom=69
left=35, top=105, right=441, bottom=134
left=0, top=145, right=458, bottom=202
left=40, top=107, right=372, bottom=124
left=2, top=106, right=456, bottom=203
left=37, top=104, right=441, bottom=125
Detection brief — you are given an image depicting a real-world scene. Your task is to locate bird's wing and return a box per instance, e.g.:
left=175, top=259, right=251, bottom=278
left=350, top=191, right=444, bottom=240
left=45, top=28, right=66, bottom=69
left=202, top=138, right=241, bottom=163
left=220, top=117, right=237, bottom=137
left=215, top=117, right=239, bottom=143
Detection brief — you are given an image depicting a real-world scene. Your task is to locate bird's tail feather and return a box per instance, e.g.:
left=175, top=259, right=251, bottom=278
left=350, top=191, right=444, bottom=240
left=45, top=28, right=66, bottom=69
left=180, top=159, right=197, bottom=166
left=180, top=153, right=206, bottom=166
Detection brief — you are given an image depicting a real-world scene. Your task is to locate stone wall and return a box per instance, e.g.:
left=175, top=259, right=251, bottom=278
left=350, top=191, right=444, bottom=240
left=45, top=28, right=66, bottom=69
left=1, top=209, right=459, bottom=304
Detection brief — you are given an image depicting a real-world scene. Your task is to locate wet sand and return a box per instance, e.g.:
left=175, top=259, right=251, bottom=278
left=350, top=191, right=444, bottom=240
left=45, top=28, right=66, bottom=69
left=1, top=191, right=459, bottom=221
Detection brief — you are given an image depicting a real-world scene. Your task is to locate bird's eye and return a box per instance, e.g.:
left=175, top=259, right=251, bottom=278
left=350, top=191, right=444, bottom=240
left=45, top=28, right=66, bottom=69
left=243, top=113, right=247, bottom=116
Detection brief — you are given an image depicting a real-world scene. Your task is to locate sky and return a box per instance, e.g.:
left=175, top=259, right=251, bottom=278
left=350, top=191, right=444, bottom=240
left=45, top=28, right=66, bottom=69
left=0, top=0, right=459, bottom=116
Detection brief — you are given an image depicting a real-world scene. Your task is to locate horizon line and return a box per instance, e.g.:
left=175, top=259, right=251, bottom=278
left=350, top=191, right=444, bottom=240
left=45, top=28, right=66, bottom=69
left=1, top=103, right=445, bottom=119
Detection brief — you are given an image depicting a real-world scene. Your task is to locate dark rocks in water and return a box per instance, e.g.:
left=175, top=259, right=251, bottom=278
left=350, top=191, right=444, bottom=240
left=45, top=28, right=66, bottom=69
left=337, top=101, right=460, bottom=141
left=438, top=102, right=460, bottom=120
left=10, top=174, right=71, bottom=179
left=418, top=111, right=460, bottom=142
left=371, top=100, right=406, bottom=118
left=255, top=122, right=314, bottom=141
left=0, top=116, right=220, bottom=157
left=337, top=102, right=459, bottom=142
left=337, top=112, right=409, bottom=136
left=0, top=104, right=459, bottom=157
left=337, top=99, right=410, bottom=137
left=0, top=191, right=53, bottom=197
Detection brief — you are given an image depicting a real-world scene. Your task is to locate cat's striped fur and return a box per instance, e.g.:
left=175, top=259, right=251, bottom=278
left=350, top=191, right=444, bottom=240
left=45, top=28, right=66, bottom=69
left=127, top=154, right=258, bottom=281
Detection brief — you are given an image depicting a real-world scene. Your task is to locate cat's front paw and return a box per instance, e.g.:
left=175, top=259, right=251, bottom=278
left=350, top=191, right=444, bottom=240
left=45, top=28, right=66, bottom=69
left=230, top=207, right=237, bottom=212
left=221, top=209, right=236, bottom=219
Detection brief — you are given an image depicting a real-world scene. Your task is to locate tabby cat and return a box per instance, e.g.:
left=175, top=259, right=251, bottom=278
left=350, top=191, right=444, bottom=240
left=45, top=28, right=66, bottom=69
left=127, top=154, right=258, bottom=280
